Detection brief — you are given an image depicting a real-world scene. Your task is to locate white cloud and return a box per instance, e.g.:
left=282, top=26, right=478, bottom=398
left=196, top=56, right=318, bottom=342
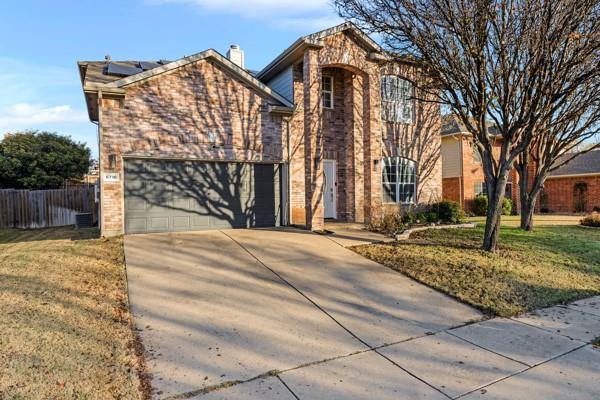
left=0, top=103, right=88, bottom=131
left=148, top=0, right=342, bottom=30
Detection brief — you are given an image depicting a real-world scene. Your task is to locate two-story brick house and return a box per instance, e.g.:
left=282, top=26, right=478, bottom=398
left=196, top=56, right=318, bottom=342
left=79, top=22, right=442, bottom=236
left=440, top=116, right=518, bottom=212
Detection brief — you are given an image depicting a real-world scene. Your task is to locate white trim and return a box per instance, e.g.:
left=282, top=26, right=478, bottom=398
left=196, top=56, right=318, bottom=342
left=547, top=172, right=600, bottom=179
left=381, top=157, right=417, bottom=204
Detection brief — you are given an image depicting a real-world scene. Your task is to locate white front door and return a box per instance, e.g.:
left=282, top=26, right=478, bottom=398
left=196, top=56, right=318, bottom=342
left=323, top=160, right=337, bottom=219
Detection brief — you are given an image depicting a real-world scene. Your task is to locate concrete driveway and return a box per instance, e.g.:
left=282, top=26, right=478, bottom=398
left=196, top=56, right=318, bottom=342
left=124, top=228, right=600, bottom=400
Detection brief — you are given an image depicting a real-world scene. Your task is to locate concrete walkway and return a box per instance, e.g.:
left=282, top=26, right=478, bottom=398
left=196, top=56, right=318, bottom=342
left=124, top=228, right=600, bottom=400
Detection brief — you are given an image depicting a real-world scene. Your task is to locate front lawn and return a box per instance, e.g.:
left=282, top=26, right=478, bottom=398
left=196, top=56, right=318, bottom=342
left=0, top=227, right=146, bottom=399
left=353, top=221, right=600, bottom=317
left=467, top=214, right=583, bottom=227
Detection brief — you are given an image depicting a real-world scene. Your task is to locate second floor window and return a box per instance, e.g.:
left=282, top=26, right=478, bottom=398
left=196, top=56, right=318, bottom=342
left=473, top=146, right=482, bottom=164
left=322, top=75, right=333, bottom=109
left=381, top=75, right=414, bottom=123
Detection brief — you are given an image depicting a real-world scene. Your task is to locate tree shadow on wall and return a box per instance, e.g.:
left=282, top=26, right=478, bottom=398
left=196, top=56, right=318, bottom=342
left=124, top=160, right=281, bottom=231
left=119, top=60, right=284, bottom=232
left=384, top=86, right=442, bottom=204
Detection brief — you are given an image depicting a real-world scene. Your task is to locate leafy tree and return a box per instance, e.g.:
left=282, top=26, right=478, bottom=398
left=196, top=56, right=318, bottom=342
left=0, top=131, right=91, bottom=189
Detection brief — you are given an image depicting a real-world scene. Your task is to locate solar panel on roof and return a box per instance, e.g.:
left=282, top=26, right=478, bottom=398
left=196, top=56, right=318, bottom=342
left=139, top=61, right=161, bottom=70
left=106, top=63, right=143, bottom=77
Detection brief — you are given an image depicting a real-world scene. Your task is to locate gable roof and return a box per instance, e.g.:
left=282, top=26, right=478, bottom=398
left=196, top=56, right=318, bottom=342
left=441, top=115, right=500, bottom=137
left=255, top=22, right=385, bottom=82
left=79, top=49, right=294, bottom=121
left=549, top=150, right=600, bottom=177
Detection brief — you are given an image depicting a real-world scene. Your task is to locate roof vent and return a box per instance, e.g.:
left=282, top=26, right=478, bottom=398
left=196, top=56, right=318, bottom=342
left=227, top=44, right=245, bottom=69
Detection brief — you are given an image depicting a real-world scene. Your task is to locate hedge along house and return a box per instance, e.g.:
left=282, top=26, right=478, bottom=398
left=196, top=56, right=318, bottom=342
left=79, top=22, right=442, bottom=236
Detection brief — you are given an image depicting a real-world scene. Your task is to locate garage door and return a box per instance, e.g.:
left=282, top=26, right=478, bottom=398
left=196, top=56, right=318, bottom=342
left=123, top=159, right=281, bottom=234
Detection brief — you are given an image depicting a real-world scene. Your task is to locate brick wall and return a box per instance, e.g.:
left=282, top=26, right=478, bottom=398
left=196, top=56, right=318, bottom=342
left=99, top=59, right=285, bottom=236
left=98, top=29, right=442, bottom=234
left=442, top=177, right=461, bottom=204
left=287, top=30, right=441, bottom=226
left=449, top=136, right=517, bottom=212
left=538, top=175, right=600, bottom=213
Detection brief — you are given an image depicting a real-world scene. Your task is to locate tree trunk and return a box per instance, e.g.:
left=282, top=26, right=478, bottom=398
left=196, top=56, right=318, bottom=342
left=520, top=200, right=535, bottom=231
left=482, top=166, right=512, bottom=251
left=519, top=184, right=543, bottom=231
left=483, top=190, right=503, bottom=251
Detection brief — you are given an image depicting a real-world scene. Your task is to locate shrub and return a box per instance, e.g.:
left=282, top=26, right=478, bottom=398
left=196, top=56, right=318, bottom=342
left=502, top=198, right=513, bottom=216
left=431, top=201, right=465, bottom=224
left=580, top=212, right=600, bottom=227
left=473, top=195, right=512, bottom=216
left=415, top=212, right=427, bottom=223
left=368, top=213, right=405, bottom=236
left=425, top=211, right=439, bottom=223
left=473, top=195, right=488, bottom=216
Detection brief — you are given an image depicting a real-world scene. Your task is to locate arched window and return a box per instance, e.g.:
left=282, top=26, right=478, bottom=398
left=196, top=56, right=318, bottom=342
left=573, top=182, right=588, bottom=213
left=381, top=75, right=414, bottom=123
left=382, top=157, right=417, bottom=204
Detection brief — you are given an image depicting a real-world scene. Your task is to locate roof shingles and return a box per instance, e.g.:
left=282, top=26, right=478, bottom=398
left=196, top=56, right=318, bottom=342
left=550, top=150, right=600, bottom=177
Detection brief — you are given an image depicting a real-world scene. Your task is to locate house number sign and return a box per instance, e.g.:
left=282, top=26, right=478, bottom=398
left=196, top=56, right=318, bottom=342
left=103, top=172, right=120, bottom=183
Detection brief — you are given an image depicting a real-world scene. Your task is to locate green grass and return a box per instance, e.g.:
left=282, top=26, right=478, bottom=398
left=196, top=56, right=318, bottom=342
left=0, top=227, right=145, bottom=399
left=353, top=221, right=600, bottom=317
left=466, top=214, right=583, bottom=227
left=593, top=337, right=600, bottom=348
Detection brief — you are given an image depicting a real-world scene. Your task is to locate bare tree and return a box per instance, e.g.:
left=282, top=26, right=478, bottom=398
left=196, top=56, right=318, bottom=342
left=334, top=0, right=600, bottom=251
left=517, top=82, right=600, bottom=230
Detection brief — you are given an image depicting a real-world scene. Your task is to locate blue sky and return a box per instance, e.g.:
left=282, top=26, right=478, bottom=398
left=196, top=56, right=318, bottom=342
left=0, top=0, right=342, bottom=158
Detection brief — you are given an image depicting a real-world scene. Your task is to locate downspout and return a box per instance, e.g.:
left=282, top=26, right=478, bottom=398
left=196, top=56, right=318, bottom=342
left=97, top=90, right=103, bottom=235
left=459, top=134, right=464, bottom=208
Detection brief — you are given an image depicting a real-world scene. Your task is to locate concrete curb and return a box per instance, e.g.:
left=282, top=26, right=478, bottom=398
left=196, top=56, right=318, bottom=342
left=395, top=223, right=477, bottom=241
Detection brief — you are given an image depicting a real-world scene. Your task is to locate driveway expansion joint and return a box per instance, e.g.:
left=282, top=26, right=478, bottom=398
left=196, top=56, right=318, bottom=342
left=219, top=229, right=372, bottom=349
left=452, top=342, right=590, bottom=399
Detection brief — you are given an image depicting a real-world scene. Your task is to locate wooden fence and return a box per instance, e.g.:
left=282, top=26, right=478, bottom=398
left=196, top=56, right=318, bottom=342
left=0, top=186, right=97, bottom=229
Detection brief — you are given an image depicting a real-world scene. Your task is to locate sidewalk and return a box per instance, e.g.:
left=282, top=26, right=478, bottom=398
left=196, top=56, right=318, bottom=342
left=196, top=295, right=599, bottom=399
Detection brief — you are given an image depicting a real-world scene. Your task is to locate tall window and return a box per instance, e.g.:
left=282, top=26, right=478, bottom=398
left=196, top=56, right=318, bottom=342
left=473, top=146, right=482, bottom=163
left=322, top=75, right=333, bottom=109
left=474, top=182, right=487, bottom=196
left=382, top=157, right=416, bottom=203
left=381, top=75, right=414, bottom=123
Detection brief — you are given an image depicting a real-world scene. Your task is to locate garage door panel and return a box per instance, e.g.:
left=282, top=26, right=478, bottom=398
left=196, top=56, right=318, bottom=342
left=149, top=217, right=169, bottom=231
left=191, top=214, right=211, bottom=229
left=124, top=160, right=280, bottom=234
left=172, top=216, right=191, bottom=229
left=126, top=218, right=148, bottom=233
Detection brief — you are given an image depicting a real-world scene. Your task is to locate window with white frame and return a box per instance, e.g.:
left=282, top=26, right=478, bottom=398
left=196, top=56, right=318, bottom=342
left=475, top=181, right=512, bottom=199
left=381, top=75, right=414, bottom=123
left=474, top=181, right=487, bottom=196
left=322, top=75, right=333, bottom=109
left=382, top=157, right=417, bottom=203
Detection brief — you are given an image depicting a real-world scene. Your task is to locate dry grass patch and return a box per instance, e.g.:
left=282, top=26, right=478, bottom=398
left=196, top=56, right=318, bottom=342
left=0, top=227, right=145, bottom=399
left=353, top=224, right=600, bottom=317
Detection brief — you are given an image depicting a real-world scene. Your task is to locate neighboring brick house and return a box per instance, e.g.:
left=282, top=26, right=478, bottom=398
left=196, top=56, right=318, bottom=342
left=536, top=150, right=600, bottom=213
left=440, top=116, right=517, bottom=212
left=79, top=22, right=442, bottom=236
